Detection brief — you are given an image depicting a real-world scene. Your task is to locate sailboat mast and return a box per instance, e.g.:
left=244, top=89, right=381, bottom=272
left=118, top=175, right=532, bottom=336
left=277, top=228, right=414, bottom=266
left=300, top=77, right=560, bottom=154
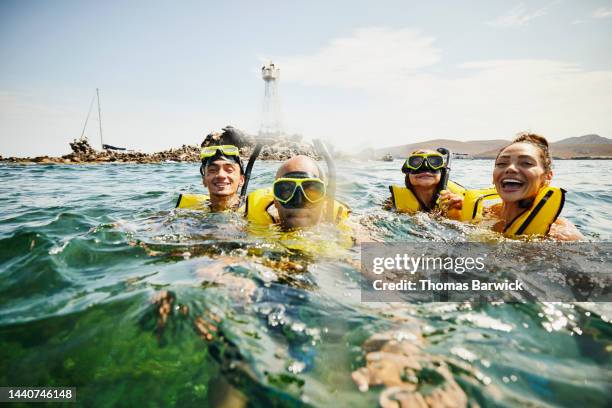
left=79, top=92, right=96, bottom=140
left=96, top=88, right=104, bottom=149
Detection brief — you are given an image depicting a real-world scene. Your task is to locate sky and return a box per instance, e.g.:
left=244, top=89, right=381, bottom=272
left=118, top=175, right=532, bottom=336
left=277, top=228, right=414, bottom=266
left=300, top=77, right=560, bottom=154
left=1, top=0, right=611, bottom=157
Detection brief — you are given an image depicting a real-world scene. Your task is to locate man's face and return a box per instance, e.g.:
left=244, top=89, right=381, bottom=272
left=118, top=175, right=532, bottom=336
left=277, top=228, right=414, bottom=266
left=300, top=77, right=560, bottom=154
left=203, top=160, right=243, bottom=197
left=273, top=172, right=325, bottom=229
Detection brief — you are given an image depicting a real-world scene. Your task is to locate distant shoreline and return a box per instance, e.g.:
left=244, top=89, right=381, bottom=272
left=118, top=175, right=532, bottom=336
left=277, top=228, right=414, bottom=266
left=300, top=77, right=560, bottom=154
left=2, top=156, right=612, bottom=165
left=465, top=157, right=612, bottom=160
left=368, top=134, right=612, bottom=161
left=0, top=133, right=320, bottom=164
left=3, top=132, right=612, bottom=164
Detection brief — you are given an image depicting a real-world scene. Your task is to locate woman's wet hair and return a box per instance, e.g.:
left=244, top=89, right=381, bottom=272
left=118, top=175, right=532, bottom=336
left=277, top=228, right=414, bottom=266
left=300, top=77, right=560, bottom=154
left=498, top=132, right=552, bottom=174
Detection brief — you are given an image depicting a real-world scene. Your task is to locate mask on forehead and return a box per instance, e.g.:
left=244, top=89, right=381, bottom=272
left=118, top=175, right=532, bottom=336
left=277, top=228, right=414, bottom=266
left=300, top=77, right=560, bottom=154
left=200, top=151, right=244, bottom=176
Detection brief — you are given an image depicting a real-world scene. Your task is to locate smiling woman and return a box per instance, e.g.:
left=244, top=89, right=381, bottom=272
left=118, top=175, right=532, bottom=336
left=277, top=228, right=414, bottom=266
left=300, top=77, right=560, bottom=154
left=447, top=133, right=585, bottom=241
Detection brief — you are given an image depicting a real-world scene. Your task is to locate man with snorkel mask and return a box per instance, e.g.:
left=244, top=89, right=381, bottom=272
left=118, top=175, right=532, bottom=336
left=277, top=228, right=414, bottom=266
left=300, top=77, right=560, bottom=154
left=388, top=149, right=465, bottom=215
left=272, top=155, right=327, bottom=229
left=199, top=145, right=245, bottom=212
left=245, top=155, right=351, bottom=231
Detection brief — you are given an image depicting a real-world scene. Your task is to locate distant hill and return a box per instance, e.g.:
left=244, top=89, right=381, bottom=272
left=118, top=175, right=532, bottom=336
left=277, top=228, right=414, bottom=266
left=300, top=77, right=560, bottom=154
left=548, top=143, right=612, bottom=159
left=372, top=139, right=508, bottom=157
left=476, top=136, right=612, bottom=159
left=365, top=134, right=612, bottom=160
left=555, top=134, right=612, bottom=145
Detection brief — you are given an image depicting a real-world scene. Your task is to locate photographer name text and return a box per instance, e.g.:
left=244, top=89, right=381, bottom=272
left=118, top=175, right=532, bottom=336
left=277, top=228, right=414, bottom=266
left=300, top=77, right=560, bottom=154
left=372, top=279, right=524, bottom=291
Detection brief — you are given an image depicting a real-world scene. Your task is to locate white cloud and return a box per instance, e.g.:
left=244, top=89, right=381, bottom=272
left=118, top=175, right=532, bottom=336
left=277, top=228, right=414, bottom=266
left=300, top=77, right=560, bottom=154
left=274, top=27, right=440, bottom=90
left=3, top=26, right=611, bottom=157
left=592, top=7, right=612, bottom=19
left=487, top=3, right=549, bottom=28
left=571, top=19, right=585, bottom=25
left=272, top=27, right=612, bottom=150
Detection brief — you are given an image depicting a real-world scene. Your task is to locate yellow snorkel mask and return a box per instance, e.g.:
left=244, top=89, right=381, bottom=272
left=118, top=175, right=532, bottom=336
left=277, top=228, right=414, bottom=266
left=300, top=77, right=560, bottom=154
left=272, top=173, right=327, bottom=207
left=199, top=145, right=244, bottom=175
left=200, top=145, right=240, bottom=159
left=401, top=152, right=446, bottom=173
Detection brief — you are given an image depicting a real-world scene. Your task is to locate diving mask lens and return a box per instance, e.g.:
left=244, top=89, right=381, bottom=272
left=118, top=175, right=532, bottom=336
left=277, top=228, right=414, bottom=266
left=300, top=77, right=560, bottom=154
left=272, top=178, right=326, bottom=204
left=200, top=145, right=240, bottom=159
left=403, top=153, right=445, bottom=172
left=425, top=154, right=444, bottom=168
left=273, top=180, right=297, bottom=202
left=301, top=180, right=326, bottom=202
left=407, top=156, right=425, bottom=169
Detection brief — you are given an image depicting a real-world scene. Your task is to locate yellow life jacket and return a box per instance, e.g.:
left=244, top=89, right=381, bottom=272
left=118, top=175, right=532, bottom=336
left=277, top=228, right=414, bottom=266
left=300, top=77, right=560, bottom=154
left=459, top=187, right=500, bottom=222
left=175, top=193, right=245, bottom=213
left=460, top=186, right=565, bottom=237
left=389, top=180, right=466, bottom=213
left=245, top=188, right=350, bottom=226
left=245, top=188, right=353, bottom=253
left=176, top=193, right=210, bottom=210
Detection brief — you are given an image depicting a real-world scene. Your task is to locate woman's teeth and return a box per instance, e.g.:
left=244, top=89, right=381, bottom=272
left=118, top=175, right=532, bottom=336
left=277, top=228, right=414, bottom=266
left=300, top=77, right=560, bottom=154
left=501, top=178, right=524, bottom=188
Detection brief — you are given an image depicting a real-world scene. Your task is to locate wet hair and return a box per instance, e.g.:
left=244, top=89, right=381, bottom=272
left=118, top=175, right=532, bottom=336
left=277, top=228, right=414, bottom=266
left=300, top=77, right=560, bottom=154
left=498, top=132, right=552, bottom=174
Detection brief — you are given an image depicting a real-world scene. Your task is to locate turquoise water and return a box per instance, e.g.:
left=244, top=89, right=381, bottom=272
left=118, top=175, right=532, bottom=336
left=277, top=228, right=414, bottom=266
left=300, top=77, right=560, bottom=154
left=0, top=160, right=611, bottom=407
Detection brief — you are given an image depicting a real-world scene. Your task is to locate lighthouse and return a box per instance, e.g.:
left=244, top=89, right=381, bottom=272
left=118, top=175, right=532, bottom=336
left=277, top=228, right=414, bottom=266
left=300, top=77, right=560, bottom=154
left=260, top=62, right=283, bottom=138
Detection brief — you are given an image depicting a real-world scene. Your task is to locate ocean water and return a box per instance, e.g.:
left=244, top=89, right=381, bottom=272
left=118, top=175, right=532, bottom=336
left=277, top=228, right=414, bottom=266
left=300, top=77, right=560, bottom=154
left=0, top=160, right=610, bottom=407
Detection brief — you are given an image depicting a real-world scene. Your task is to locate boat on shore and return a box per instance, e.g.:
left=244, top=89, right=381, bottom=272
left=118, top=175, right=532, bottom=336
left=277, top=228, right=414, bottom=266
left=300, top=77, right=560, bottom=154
left=452, top=152, right=472, bottom=159
left=80, top=88, right=127, bottom=151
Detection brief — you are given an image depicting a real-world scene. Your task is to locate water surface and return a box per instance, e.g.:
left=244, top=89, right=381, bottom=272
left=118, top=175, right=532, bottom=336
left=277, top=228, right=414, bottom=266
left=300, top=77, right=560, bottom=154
left=0, top=160, right=610, bottom=407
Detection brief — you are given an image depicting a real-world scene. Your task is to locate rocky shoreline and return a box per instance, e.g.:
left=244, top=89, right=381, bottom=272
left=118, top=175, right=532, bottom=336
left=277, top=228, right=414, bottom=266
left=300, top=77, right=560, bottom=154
left=0, top=126, right=320, bottom=164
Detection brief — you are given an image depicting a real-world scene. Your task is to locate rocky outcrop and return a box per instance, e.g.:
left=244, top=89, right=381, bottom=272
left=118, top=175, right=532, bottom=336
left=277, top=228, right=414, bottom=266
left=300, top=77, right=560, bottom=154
left=2, top=140, right=201, bottom=164
left=202, top=125, right=254, bottom=148
left=69, top=138, right=97, bottom=156
left=1, top=125, right=321, bottom=164
left=203, top=126, right=318, bottom=161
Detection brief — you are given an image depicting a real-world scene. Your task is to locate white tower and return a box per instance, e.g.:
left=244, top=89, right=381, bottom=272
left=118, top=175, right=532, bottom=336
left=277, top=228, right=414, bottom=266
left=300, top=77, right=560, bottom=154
left=260, top=62, right=283, bottom=138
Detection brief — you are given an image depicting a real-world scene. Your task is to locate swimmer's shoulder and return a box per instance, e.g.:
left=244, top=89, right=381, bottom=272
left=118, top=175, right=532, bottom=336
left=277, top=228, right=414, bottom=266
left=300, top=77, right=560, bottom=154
left=481, top=203, right=504, bottom=232
left=548, top=217, right=585, bottom=241
left=483, top=203, right=503, bottom=217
